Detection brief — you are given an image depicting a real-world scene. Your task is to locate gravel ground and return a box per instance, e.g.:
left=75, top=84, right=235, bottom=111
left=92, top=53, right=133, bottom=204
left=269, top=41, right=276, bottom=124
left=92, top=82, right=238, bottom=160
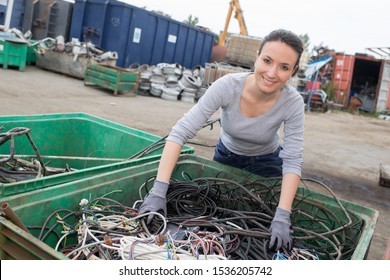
left=0, top=66, right=389, bottom=260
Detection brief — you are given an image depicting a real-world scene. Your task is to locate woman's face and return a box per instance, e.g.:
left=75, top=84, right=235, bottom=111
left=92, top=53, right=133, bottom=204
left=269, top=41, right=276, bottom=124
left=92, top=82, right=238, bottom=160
left=254, top=41, right=298, bottom=95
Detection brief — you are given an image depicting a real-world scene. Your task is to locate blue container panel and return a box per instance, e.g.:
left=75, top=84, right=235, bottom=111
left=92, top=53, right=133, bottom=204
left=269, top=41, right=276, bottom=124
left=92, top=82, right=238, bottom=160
left=162, top=21, right=179, bottom=63
left=0, top=4, right=5, bottom=25
left=193, top=32, right=209, bottom=67
left=69, top=0, right=85, bottom=38
left=201, top=33, right=215, bottom=65
left=0, top=0, right=24, bottom=29
left=10, top=0, right=24, bottom=30
left=102, top=5, right=132, bottom=67
left=71, top=0, right=112, bottom=45
left=139, top=12, right=157, bottom=65
left=150, top=18, right=169, bottom=66
left=173, top=25, right=189, bottom=65
left=183, top=29, right=196, bottom=67
left=124, top=10, right=155, bottom=67
left=80, top=3, right=108, bottom=45
left=191, top=32, right=205, bottom=67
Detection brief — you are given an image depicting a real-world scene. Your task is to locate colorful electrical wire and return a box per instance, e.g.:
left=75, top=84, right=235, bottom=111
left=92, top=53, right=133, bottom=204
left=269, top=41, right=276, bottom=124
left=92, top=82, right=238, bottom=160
left=33, top=176, right=364, bottom=260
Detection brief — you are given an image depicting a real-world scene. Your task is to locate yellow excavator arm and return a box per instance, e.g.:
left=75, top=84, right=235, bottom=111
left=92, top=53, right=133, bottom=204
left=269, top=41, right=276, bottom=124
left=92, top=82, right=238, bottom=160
left=219, top=0, right=248, bottom=46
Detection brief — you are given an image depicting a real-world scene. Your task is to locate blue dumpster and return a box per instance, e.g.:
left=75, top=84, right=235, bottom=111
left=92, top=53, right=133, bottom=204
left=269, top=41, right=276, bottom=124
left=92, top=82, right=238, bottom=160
left=69, top=0, right=214, bottom=69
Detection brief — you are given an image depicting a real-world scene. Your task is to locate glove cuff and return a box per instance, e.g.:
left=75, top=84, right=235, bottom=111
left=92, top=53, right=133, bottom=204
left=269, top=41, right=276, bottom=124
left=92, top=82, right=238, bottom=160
left=149, top=179, right=169, bottom=198
left=274, top=207, right=291, bottom=224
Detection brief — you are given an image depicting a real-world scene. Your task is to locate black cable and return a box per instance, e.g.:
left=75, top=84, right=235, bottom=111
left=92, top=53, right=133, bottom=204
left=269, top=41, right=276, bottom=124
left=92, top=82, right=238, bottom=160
left=35, top=174, right=365, bottom=260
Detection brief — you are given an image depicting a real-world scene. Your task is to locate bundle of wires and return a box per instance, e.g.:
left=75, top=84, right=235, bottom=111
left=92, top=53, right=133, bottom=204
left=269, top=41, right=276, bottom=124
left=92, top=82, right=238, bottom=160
left=33, top=175, right=364, bottom=260
left=36, top=197, right=144, bottom=260
left=35, top=196, right=228, bottom=260
left=160, top=176, right=364, bottom=260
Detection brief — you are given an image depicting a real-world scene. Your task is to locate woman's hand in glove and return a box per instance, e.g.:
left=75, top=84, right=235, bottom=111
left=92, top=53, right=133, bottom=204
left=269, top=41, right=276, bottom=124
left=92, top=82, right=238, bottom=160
left=138, top=180, right=169, bottom=223
left=269, top=207, right=292, bottom=251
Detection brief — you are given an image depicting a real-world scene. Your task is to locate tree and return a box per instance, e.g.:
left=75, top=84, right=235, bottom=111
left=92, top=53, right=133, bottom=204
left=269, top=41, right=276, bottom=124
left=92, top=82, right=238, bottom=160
left=184, top=15, right=199, bottom=26
left=299, top=33, right=310, bottom=52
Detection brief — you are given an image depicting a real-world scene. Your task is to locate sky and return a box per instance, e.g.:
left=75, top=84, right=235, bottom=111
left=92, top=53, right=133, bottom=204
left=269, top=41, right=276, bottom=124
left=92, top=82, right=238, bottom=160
left=121, top=0, right=390, bottom=57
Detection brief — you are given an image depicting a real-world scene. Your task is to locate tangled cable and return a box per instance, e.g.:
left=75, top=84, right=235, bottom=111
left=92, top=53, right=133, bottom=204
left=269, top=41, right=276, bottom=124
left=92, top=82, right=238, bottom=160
left=32, top=175, right=363, bottom=260
left=0, top=127, right=68, bottom=182
left=140, top=175, right=363, bottom=260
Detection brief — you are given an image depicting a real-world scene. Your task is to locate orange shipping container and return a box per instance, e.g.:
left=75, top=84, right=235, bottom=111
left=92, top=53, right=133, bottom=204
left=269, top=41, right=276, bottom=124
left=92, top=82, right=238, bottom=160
left=332, top=54, right=387, bottom=113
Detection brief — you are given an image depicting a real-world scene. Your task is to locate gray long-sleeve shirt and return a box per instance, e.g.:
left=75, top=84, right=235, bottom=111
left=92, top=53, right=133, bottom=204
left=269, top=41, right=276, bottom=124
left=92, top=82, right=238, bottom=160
left=167, top=72, right=305, bottom=176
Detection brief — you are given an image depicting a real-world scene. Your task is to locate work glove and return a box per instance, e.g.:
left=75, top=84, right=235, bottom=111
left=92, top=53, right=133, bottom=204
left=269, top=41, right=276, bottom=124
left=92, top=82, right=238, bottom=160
left=269, top=207, right=292, bottom=251
left=138, top=179, right=169, bottom=224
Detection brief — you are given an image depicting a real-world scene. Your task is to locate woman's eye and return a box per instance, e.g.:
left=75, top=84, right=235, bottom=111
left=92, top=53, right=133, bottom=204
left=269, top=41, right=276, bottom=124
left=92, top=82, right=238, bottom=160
left=263, top=58, right=271, bottom=64
left=281, top=66, right=289, bottom=71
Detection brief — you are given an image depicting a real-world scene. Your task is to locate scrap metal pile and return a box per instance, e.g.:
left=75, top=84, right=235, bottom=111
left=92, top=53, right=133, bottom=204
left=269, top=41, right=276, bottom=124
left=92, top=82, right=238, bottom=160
left=33, top=175, right=364, bottom=260
left=138, top=63, right=207, bottom=103
left=0, top=26, right=117, bottom=63
left=137, top=62, right=251, bottom=103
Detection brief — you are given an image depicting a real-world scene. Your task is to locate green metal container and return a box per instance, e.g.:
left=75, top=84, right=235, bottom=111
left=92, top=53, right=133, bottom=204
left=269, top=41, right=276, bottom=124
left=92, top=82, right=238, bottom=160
left=0, top=39, right=28, bottom=71
left=84, top=64, right=139, bottom=96
left=26, top=40, right=38, bottom=66
left=0, top=155, right=378, bottom=260
left=0, top=112, right=194, bottom=197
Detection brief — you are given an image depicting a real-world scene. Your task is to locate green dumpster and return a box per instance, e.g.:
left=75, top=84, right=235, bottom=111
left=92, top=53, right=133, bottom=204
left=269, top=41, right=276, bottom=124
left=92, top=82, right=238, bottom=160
left=26, top=40, right=38, bottom=66
left=0, top=39, right=28, bottom=71
left=0, top=155, right=378, bottom=260
left=0, top=112, right=194, bottom=197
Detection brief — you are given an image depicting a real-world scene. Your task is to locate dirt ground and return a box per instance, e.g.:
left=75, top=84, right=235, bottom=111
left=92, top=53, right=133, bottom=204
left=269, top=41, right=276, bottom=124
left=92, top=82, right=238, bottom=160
left=1, top=66, right=389, bottom=260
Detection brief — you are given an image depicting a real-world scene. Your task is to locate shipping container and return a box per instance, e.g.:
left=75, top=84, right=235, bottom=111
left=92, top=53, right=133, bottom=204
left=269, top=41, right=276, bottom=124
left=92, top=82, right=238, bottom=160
left=69, top=0, right=214, bottom=69
left=332, top=53, right=389, bottom=113
left=22, top=0, right=73, bottom=40
left=0, top=0, right=25, bottom=30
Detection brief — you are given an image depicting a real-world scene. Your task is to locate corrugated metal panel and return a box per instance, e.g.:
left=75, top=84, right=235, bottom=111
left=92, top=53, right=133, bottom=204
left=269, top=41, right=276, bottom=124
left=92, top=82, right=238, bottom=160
left=376, top=62, right=390, bottom=112
left=332, top=53, right=355, bottom=106
left=69, top=0, right=214, bottom=68
left=388, top=84, right=390, bottom=110
left=22, top=0, right=73, bottom=40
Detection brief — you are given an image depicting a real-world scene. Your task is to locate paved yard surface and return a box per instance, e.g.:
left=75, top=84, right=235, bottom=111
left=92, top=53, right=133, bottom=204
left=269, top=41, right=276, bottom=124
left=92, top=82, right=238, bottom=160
left=1, top=66, right=389, bottom=259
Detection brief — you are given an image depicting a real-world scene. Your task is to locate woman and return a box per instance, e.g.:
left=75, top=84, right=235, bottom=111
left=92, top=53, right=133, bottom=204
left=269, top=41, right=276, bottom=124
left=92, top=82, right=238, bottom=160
left=139, top=29, right=305, bottom=251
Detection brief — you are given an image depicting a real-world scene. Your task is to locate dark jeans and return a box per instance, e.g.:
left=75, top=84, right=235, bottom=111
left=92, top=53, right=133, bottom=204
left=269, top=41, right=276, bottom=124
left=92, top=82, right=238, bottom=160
left=213, top=139, right=283, bottom=178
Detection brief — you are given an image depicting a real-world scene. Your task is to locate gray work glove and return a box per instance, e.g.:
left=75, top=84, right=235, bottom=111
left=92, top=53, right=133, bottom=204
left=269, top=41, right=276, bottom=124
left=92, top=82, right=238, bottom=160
left=269, top=207, right=292, bottom=251
left=138, top=180, right=169, bottom=224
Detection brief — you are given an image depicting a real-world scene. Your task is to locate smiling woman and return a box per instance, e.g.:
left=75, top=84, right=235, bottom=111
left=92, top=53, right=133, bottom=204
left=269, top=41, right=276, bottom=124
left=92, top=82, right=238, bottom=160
left=138, top=29, right=306, bottom=253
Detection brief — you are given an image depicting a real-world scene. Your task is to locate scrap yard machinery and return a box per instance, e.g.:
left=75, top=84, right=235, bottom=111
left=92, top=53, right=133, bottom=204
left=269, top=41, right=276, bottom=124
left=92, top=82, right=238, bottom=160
left=219, top=0, right=248, bottom=46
